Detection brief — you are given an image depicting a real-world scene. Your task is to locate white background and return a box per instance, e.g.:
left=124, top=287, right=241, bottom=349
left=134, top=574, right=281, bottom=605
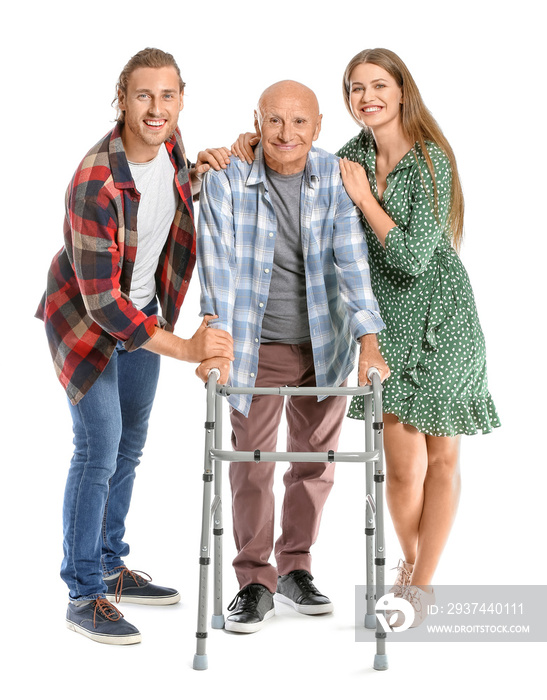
left=3, top=0, right=546, bottom=697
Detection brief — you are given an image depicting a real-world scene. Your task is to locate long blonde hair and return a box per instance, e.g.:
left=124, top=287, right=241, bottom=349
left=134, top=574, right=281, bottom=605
left=342, top=48, right=464, bottom=250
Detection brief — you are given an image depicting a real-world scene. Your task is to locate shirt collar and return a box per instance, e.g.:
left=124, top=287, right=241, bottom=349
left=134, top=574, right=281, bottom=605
left=392, top=147, right=417, bottom=173
left=246, top=142, right=319, bottom=189
left=108, top=123, right=182, bottom=190
left=360, top=128, right=416, bottom=175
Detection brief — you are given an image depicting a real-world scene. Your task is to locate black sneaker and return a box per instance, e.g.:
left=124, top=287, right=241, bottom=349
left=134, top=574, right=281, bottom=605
left=224, top=584, right=275, bottom=633
left=104, top=566, right=180, bottom=606
left=275, top=570, right=334, bottom=615
left=66, top=598, right=141, bottom=645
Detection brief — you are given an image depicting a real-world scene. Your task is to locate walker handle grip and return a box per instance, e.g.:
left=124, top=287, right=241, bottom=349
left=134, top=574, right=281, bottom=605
left=207, top=368, right=221, bottom=380
left=367, top=367, right=381, bottom=382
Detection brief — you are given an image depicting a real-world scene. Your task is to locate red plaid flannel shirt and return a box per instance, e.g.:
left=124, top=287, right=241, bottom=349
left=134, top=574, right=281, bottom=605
left=36, top=124, right=196, bottom=405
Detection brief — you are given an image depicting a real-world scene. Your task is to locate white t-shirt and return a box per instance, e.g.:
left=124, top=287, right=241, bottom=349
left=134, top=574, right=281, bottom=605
left=128, top=144, right=178, bottom=309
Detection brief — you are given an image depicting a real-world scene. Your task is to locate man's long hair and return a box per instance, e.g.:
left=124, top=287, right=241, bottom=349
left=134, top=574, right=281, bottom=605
left=113, top=47, right=186, bottom=124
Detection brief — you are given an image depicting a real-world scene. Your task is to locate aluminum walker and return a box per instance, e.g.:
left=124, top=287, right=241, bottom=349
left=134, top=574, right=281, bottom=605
left=193, top=368, right=388, bottom=671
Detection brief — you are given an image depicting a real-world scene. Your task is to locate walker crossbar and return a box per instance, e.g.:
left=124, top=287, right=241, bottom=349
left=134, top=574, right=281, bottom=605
left=192, top=370, right=388, bottom=672
left=217, top=385, right=372, bottom=397
left=210, top=449, right=379, bottom=463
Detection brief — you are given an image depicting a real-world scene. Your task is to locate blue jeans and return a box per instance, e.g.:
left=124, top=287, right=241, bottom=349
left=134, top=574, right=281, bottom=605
left=61, top=301, right=161, bottom=600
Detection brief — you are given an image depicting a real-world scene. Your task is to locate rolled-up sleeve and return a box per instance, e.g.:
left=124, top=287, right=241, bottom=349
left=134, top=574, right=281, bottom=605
left=333, top=186, right=385, bottom=339
left=196, top=170, right=237, bottom=335
left=385, top=151, right=452, bottom=276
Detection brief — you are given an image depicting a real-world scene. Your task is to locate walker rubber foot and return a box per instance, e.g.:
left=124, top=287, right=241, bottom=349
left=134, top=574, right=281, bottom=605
left=211, top=614, right=225, bottom=629
left=373, top=654, right=388, bottom=671
left=193, top=654, right=208, bottom=671
left=365, top=613, right=377, bottom=629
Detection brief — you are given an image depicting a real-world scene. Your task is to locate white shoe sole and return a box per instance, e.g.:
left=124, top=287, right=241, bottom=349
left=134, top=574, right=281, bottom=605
left=274, top=593, right=334, bottom=615
left=224, top=607, right=275, bottom=633
left=66, top=620, right=142, bottom=645
left=104, top=592, right=181, bottom=606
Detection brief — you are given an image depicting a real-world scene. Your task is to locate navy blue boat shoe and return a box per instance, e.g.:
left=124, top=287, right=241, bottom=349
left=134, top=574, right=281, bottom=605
left=104, top=566, right=181, bottom=606
left=66, top=598, right=141, bottom=645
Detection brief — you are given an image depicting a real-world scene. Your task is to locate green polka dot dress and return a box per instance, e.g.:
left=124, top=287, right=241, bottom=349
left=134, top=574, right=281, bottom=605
left=337, top=131, right=500, bottom=437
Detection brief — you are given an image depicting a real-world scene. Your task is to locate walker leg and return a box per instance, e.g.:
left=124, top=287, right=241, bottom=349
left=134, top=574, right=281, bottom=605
left=193, top=376, right=217, bottom=670
left=364, top=392, right=376, bottom=629
left=365, top=613, right=377, bottom=629
left=193, top=650, right=208, bottom=671
left=194, top=478, right=212, bottom=669
left=374, top=654, right=389, bottom=671
left=371, top=373, right=388, bottom=670
left=211, top=486, right=224, bottom=629
left=373, top=476, right=387, bottom=664
left=211, top=394, right=225, bottom=630
left=194, top=495, right=211, bottom=669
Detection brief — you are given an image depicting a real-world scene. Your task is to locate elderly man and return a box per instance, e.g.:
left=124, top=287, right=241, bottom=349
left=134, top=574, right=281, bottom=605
left=196, top=80, right=388, bottom=633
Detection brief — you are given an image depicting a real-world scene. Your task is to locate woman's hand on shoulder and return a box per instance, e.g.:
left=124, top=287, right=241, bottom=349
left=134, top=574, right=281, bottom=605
left=339, top=157, right=373, bottom=209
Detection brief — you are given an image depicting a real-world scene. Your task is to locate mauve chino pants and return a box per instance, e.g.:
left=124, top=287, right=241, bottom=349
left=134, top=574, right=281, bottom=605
left=229, top=342, right=348, bottom=593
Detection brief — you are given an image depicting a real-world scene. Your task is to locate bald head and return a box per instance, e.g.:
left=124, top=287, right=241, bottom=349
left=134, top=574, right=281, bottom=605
left=257, top=80, right=320, bottom=118
left=255, top=80, right=322, bottom=175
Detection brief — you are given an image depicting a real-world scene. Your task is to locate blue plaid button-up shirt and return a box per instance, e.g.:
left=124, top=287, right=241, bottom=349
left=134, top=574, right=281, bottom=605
left=197, top=144, right=385, bottom=416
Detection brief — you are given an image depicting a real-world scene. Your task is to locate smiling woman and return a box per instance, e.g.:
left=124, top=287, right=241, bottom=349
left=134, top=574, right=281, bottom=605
left=341, top=48, right=464, bottom=248
left=349, top=64, right=404, bottom=153
left=336, top=47, right=500, bottom=629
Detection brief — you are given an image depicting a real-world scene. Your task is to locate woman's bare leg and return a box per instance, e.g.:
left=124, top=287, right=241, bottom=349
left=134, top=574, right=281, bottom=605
left=383, top=414, right=461, bottom=587
left=383, top=414, right=427, bottom=567
left=411, top=434, right=461, bottom=586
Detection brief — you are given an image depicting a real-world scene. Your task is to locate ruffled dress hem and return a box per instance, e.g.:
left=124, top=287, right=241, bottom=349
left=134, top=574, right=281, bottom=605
left=347, top=391, right=501, bottom=438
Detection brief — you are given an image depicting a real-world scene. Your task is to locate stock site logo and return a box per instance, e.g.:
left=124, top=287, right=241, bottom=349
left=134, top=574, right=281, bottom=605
left=376, top=593, right=415, bottom=632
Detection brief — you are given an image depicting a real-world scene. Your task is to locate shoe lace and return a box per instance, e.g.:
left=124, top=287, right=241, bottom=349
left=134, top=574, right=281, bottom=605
left=402, top=585, right=424, bottom=613
left=93, top=598, right=124, bottom=628
left=390, top=559, right=412, bottom=593
left=290, top=570, right=320, bottom=595
left=111, top=566, right=152, bottom=603
left=227, top=585, right=264, bottom=613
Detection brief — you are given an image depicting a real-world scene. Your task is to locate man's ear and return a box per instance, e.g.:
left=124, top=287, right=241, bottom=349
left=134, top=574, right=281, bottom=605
left=117, top=89, right=126, bottom=113
left=254, top=110, right=261, bottom=136
left=313, top=114, right=323, bottom=141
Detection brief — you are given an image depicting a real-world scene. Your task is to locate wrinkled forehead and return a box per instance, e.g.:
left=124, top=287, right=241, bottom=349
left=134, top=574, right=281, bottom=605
left=257, top=93, right=319, bottom=120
